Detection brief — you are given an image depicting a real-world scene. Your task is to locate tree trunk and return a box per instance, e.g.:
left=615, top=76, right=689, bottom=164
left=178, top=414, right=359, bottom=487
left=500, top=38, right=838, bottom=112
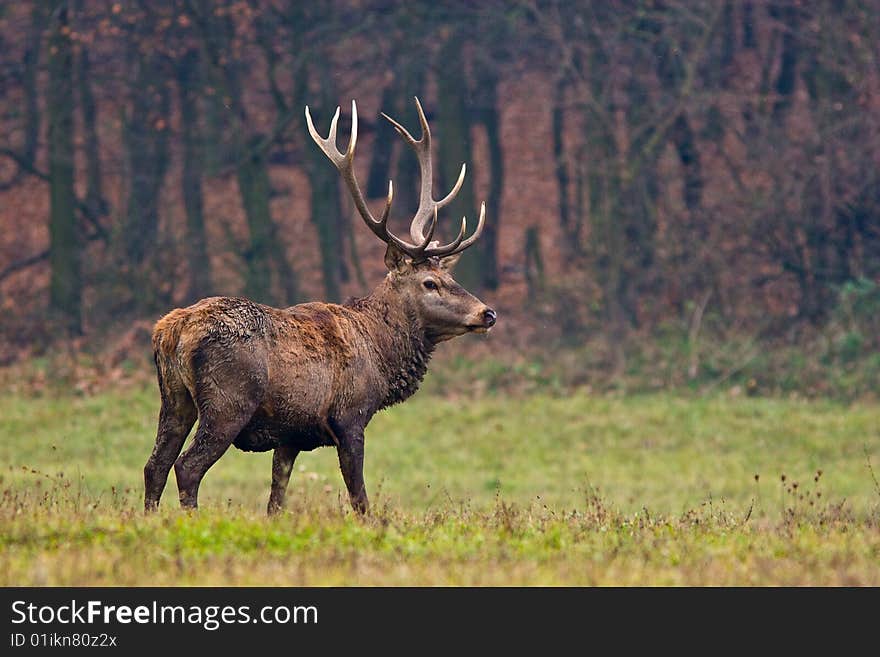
left=475, top=67, right=502, bottom=291
left=270, top=234, right=300, bottom=307
left=22, top=5, right=47, bottom=173
left=742, top=1, right=756, bottom=49
left=76, top=45, right=106, bottom=219
left=177, top=50, right=212, bottom=302
left=393, top=59, right=427, bottom=218
left=122, top=52, right=170, bottom=267
left=237, top=140, right=275, bottom=304
left=720, top=1, right=735, bottom=76
left=436, top=32, right=480, bottom=289
left=553, top=75, right=575, bottom=258
left=366, top=79, right=397, bottom=199
left=771, top=3, right=800, bottom=121
left=308, top=161, right=344, bottom=303
left=235, top=144, right=300, bottom=307
left=47, top=5, right=81, bottom=334
left=670, top=113, right=703, bottom=213
left=523, top=226, right=544, bottom=302
left=303, top=62, right=344, bottom=302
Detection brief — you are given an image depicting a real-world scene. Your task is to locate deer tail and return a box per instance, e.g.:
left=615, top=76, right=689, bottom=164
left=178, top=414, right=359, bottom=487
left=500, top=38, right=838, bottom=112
left=152, top=308, right=189, bottom=362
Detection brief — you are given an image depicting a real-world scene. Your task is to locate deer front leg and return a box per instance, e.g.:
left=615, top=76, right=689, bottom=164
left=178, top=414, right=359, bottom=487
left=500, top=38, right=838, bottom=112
left=335, top=428, right=368, bottom=515
left=267, top=446, right=299, bottom=515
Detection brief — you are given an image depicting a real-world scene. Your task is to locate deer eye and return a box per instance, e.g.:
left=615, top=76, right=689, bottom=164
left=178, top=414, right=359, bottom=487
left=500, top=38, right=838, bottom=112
left=422, top=279, right=439, bottom=291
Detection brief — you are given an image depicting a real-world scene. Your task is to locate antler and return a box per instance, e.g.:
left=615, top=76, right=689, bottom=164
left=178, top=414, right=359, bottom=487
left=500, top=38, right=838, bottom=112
left=304, top=98, right=485, bottom=261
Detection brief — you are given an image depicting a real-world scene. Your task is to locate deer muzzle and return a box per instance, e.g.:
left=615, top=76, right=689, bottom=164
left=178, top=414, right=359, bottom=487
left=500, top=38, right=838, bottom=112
left=469, top=307, right=497, bottom=333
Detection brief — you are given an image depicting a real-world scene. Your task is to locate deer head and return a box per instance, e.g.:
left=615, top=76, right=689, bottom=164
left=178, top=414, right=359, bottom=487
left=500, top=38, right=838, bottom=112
left=305, top=98, right=496, bottom=343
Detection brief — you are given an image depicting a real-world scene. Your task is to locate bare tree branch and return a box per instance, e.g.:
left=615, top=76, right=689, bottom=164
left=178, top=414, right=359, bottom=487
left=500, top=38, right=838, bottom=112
left=0, top=148, right=110, bottom=242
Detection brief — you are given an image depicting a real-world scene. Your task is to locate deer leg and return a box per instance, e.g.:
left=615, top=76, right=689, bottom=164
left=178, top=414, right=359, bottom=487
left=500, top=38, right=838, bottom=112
left=335, top=427, right=368, bottom=515
left=267, top=446, right=299, bottom=515
left=173, top=403, right=258, bottom=510
left=144, top=384, right=196, bottom=512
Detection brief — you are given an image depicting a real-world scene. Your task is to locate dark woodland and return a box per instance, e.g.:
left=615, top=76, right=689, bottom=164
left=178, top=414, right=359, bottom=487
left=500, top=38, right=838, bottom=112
left=1, top=0, right=879, bottom=396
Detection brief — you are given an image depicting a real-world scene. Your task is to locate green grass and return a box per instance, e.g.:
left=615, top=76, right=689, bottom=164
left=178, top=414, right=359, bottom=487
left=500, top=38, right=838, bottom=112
left=1, top=382, right=879, bottom=585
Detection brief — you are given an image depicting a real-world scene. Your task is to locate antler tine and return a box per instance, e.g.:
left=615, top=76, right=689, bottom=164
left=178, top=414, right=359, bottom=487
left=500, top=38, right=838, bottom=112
left=453, top=202, right=486, bottom=253
left=306, top=101, right=432, bottom=257
left=381, top=99, right=436, bottom=245
left=384, top=202, right=436, bottom=254
left=373, top=186, right=437, bottom=256
left=424, top=216, right=466, bottom=257
left=422, top=207, right=438, bottom=247
left=425, top=202, right=485, bottom=258
left=413, top=96, right=431, bottom=146
left=306, top=99, right=486, bottom=263
left=327, top=106, right=340, bottom=149
left=380, top=112, right=419, bottom=146
left=436, top=163, right=466, bottom=210
left=305, top=106, right=342, bottom=166
left=386, top=205, right=437, bottom=255
left=379, top=180, right=393, bottom=227
left=346, top=99, right=357, bottom=159
left=306, top=101, right=381, bottom=231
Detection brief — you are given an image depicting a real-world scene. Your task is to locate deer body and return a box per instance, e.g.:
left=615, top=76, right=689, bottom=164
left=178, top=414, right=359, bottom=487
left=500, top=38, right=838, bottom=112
left=153, top=286, right=435, bottom=457
left=144, top=98, right=495, bottom=515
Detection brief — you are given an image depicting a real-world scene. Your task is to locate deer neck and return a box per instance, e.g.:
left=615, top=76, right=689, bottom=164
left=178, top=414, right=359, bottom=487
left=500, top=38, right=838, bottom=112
left=348, top=278, right=435, bottom=409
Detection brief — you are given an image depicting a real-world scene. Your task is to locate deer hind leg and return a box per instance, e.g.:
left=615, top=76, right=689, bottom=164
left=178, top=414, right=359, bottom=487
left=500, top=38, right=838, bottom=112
left=267, top=446, right=299, bottom=515
left=144, top=373, right=197, bottom=512
left=174, top=352, right=266, bottom=509
left=173, top=400, right=259, bottom=510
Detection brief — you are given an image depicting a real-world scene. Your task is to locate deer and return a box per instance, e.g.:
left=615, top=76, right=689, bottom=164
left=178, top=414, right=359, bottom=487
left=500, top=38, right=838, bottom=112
left=143, top=98, right=496, bottom=516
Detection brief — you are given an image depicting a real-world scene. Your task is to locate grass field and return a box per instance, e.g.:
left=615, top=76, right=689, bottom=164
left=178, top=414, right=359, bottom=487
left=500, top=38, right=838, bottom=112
left=1, top=381, right=879, bottom=585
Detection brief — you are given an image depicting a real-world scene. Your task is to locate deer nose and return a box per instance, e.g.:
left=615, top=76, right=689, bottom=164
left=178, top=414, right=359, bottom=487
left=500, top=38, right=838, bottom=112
left=482, top=308, right=497, bottom=328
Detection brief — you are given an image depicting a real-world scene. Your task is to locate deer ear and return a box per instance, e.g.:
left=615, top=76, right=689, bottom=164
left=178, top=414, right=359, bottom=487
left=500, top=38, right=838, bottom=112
left=439, top=253, right=462, bottom=272
left=384, top=243, right=410, bottom=272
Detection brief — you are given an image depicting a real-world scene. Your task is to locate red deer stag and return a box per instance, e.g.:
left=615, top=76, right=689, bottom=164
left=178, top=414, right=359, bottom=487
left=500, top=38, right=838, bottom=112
left=144, top=98, right=496, bottom=515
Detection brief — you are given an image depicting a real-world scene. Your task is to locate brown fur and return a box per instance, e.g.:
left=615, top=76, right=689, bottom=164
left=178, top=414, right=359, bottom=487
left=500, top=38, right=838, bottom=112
left=143, top=252, right=495, bottom=515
